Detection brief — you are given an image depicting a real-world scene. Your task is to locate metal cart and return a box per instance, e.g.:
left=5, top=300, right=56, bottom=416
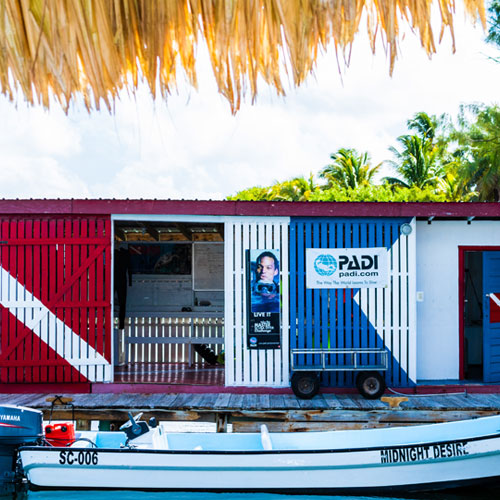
left=290, top=347, right=389, bottom=399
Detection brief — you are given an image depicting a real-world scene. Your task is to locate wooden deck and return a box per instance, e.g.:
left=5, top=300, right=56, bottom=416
left=3, top=392, right=500, bottom=432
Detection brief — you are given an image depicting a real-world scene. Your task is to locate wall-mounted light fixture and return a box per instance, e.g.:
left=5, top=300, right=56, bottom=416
left=400, top=223, right=412, bottom=236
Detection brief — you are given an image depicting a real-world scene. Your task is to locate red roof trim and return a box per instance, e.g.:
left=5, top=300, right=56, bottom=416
left=0, top=199, right=499, bottom=218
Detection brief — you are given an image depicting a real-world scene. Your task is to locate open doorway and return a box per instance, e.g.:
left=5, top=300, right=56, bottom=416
left=112, top=220, right=225, bottom=386
left=463, top=251, right=483, bottom=381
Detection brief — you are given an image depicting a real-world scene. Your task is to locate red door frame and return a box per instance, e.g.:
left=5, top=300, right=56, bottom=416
left=458, top=246, right=500, bottom=380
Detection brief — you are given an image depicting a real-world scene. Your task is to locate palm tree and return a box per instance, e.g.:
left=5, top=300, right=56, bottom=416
left=452, top=104, right=500, bottom=201
left=384, top=112, right=452, bottom=189
left=407, top=112, right=438, bottom=141
left=384, top=134, right=443, bottom=189
left=320, top=148, right=380, bottom=190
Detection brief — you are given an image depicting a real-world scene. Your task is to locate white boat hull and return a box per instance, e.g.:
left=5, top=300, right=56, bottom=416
left=20, top=431, right=500, bottom=493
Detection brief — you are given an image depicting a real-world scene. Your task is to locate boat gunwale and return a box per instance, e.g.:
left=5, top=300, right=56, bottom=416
left=25, top=474, right=500, bottom=494
left=19, top=431, right=500, bottom=455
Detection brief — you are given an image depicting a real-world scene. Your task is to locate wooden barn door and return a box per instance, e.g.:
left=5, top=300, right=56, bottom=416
left=0, top=217, right=112, bottom=384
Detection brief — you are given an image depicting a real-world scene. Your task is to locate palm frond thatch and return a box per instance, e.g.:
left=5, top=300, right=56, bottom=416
left=0, top=0, right=486, bottom=113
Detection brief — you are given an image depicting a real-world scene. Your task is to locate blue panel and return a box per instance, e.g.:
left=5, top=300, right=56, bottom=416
left=361, top=224, right=371, bottom=367
left=338, top=221, right=346, bottom=386
left=483, top=252, right=500, bottom=383
left=289, top=217, right=413, bottom=388
left=353, top=223, right=360, bottom=350
left=320, top=223, right=328, bottom=350
left=313, top=222, right=320, bottom=348
left=305, top=223, right=313, bottom=365
left=327, top=223, right=336, bottom=386
left=297, top=222, right=305, bottom=367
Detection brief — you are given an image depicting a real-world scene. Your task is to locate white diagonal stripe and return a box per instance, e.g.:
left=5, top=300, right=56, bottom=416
left=352, top=240, right=414, bottom=384
left=0, top=266, right=111, bottom=382
left=490, top=293, right=500, bottom=308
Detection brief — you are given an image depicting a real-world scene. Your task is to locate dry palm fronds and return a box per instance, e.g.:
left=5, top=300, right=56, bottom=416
left=0, top=0, right=486, bottom=113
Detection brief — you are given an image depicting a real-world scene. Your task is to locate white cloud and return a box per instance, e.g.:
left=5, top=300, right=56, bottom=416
left=0, top=155, right=90, bottom=198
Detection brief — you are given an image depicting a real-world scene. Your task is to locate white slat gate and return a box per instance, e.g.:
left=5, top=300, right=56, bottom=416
left=224, top=217, right=290, bottom=387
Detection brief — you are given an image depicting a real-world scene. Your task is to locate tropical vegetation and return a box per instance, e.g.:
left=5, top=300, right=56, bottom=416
left=228, top=106, right=500, bottom=202
left=228, top=1, right=500, bottom=203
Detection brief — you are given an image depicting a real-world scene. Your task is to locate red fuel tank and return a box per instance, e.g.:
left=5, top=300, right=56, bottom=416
left=45, top=422, right=75, bottom=447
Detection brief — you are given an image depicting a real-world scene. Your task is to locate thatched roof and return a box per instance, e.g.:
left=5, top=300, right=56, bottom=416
left=0, top=0, right=486, bottom=113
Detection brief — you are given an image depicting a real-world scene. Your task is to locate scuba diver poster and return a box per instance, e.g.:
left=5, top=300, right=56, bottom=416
left=246, top=249, right=281, bottom=349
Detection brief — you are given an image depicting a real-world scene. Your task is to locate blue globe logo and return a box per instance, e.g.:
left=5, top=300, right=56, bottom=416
left=314, top=254, right=337, bottom=276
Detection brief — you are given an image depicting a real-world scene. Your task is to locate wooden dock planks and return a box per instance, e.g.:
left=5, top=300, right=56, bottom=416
left=2, top=392, right=500, bottom=432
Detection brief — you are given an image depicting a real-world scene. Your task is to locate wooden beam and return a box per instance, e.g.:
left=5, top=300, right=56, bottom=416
left=114, top=227, right=126, bottom=241
left=144, top=224, right=160, bottom=241
left=174, top=223, right=193, bottom=241
left=40, top=409, right=218, bottom=423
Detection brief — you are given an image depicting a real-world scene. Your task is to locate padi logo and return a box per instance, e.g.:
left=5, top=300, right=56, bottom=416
left=336, top=254, right=380, bottom=278
left=314, top=254, right=337, bottom=276
left=0, top=414, right=21, bottom=422
left=307, top=248, right=387, bottom=289
left=314, top=253, right=380, bottom=278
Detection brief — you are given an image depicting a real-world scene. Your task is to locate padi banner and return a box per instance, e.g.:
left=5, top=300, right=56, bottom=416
left=246, top=249, right=281, bottom=349
left=306, top=248, right=389, bottom=289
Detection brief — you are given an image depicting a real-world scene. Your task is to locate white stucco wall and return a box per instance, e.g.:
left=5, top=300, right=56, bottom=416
left=416, top=220, right=500, bottom=381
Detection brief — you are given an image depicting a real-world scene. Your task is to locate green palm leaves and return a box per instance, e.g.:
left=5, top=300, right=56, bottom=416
left=453, top=104, right=500, bottom=201
left=320, top=149, right=380, bottom=190
left=229, top=106, right=500, bottom=202
left=384, top=112, right=445, bottom=189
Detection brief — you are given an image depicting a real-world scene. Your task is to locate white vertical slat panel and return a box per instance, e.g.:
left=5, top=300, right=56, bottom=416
left=392, top=226, right=401, bottom=382
left=235, top=223, right=245, bottom=384
left=376, top=279, right=384, bottom=351
left=358, top=287, right=368, bottom=347
left=264, top=223, right=274, bottom=384
left=238, top=223, right=248, bottom=383
left=152, top=318, right=158, bottom=362
left=407, top=218, right=417, bottom=383
left=279, top=222, right=289, bottom=386
left=161, top=319, right=166, bottom=362
left=399, top=228, right=409, bottom=380
left=368, top=285, right=377, bottom=351
left=249, top=222, right=259, bottom=384
left=384, top=233, right=393, bottom=371
left=224, top=217, right=290, bottom=387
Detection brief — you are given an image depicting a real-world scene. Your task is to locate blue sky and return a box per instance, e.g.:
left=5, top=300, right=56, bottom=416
left=1, top=7, right=499, bottom=200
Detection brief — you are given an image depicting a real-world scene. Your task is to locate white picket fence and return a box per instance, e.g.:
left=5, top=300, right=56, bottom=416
left=118, top=313, right=224, bottom=365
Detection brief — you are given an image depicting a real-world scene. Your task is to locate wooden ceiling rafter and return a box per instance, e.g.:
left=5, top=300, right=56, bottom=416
left=0, top=1, right=486, bottom=114
left=174, top=222, right=193, bottom=241
left=114, top=227, right=127, bottom=241
left=143, top=223, right=161, bottom=241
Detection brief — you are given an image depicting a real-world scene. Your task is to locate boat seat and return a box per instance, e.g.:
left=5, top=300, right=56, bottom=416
left=260, top=424, right=272, bottom=450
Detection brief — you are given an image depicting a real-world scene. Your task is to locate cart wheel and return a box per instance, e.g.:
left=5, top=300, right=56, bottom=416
left=291, top=372, right=320, bottom=399
left=356, top=371, right=386, bottom=399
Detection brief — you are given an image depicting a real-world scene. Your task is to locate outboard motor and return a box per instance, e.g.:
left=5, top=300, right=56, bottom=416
left=0, top=405, right=42, bottom=487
